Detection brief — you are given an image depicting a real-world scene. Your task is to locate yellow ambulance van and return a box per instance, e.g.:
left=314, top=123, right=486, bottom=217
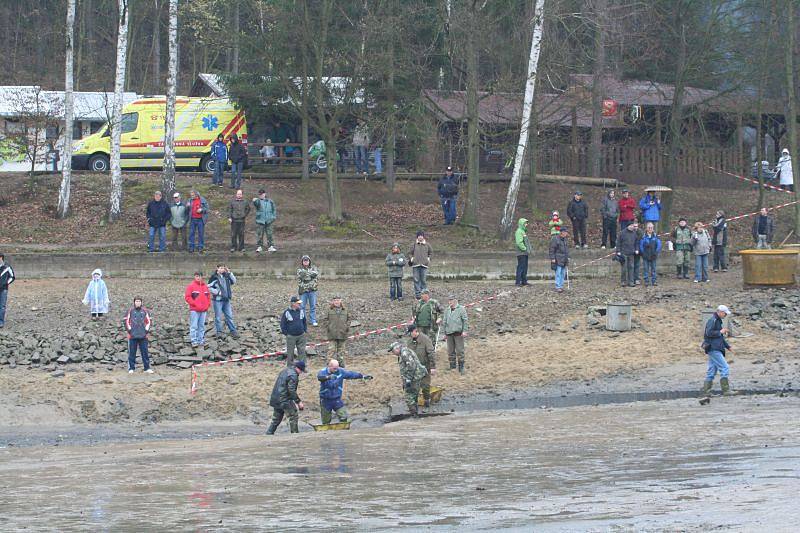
left=71, top=97, right=247, bottom=173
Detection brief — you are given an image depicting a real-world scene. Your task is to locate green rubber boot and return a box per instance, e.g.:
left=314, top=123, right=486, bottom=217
left=720, top=377, right=739, bottom=396
left=289, top=420, right=299, bottom=433
left=676, top=266, right=682, bottom=278
left=701, top=380, right=713, bottom=396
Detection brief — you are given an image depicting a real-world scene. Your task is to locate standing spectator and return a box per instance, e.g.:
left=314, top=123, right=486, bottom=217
left=325, top=296, right=349, bottom=367
left=701, top=305, right=736, bottom=396
left=188, top=189, right=209, bottom=254
left=639, top=222, right=662, bottom=287
left=407, top=324, right=436, bottom=407
left=253, top=189, right=277, bottom=253
left=672, top=217, right=692, bottom=279
left=208, top=264, right=238, bottom=339
left=317, top=359, right=371, bottom=425
left=228, top=133, right=247, bottom=189
left=549, top=227, right=570, bottom=293
left=146, top=191, right=170, bottom=253
left=352, top=120, right=370, bottom=174
left=443, top=295, right=468, bottom=374
left=372, top=144, right=383, bottom=175
left=280, top=295, right=307, bottom=365
left=692, top=222, right=712, bottom=283
left=437, top=166, right=459, bottom=225
left=228, top=189, right=251, bottom=253
left=548, top=210, right=562, bottom=235
left=385, top=243, right=406, bottom=301
left=297, top=255, right=319, bottom=326
left=775, top=148, right=794, bottom=192
left=600, top=189, right=619, bottom=249
left=631, top=221, right=644, bottom=285
left=184, top=272, right=211, bottom=347
left=169, top=192, right=189, bottom=251
left=124, top=297, right=152, bottom=374
left=408, top=231, right=432, bottom=299
left=617, top=221, right=639, bottom=287
left=566, top=190, right=589, bottom=248
left=266, top=360, right=306, bottom=435
left=210, top=133, right=227, bottom=187
left=617, top=189, right=636, bottom=231
left=514, top=217, right=532, bottom=286
left=412, top=289, right=443, bottom=338
left=752, top=207, right=775, bottom=249
left=0, top=254, right=14, bottom=328
left=82, top=268, right=110, bottom=320
left=712, top=210, right=728, bottom=272
left=259, top=139, right=276, bottom=164
left=638, top=191, right=662, bottom=233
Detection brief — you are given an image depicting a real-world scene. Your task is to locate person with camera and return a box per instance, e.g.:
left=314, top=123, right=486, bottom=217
left=701, top=305, right=737, bottom=397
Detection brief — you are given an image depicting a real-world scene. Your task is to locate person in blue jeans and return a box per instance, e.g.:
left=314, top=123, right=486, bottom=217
left=124, top=297, right=153, bottom=374
left=638, top=222, right=662, bottom=287
left=210, top=133, right=228, bottom=187
left=297, top=255, right=319, bottom=326
left=691, top=222, right=712, bottom=283
left=145, top=190, right=171, bottom=252
left=208, top=264, right=239, bottom=338
left=638, top=191, right=662, bottom=233
left=188, top=189, right=209, bottom=253
left=549, top=227, right=570, bottom=292
left=436, top=166, right=459, bottom=224
left=701, top=305, right=736, bottom=396
left=228, top=133, right=247, bottom=189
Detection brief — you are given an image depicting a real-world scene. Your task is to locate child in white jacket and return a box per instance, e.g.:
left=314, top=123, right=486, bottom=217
left=83, top=268, right=110, bottom=319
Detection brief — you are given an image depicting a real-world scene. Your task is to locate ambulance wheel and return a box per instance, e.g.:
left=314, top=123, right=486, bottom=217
left=89, top=154, right=110, bottom=173
left=200, top=155, right=214, bottom=174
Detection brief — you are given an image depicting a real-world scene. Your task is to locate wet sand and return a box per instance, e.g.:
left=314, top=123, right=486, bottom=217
left=1, top=395, right=798, bottom=531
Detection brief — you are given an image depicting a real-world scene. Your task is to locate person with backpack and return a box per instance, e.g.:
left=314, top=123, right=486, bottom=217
left=437, top=166, right=459, bottom=225
left=210, top=133, right=228, bottom=187
left=639, top=222, right=662, bottom=287
left=228, top=133, right=247, bottom=189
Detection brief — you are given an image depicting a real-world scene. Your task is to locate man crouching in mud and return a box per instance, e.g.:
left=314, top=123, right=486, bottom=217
left=266, top=360, right=306, bottom=435
left=390, top=341, right=428, bottom=417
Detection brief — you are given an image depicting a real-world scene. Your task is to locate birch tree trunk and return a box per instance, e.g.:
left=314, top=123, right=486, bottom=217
left=161, top=0, right=178, bottom=197
left=588, top=0, right=607, bottom=179
left=499, top=0, right=546, bottom=240
left=663, top=15, right=687, bottom=231
left=57, top=0, right=76, bottom=219
left=109, top=0, right=129, bottom=222
left=785, top=0, right=800, bottom=234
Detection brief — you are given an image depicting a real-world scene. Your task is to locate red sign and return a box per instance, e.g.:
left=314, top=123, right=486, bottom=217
left=602, top=99, right=618, bottom=117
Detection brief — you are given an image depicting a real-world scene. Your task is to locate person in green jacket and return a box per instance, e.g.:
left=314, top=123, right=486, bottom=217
left=515, top=218, right=532, bottom=286
left=671, top=218, right=692, bottom=279
left=325, top=295, right=350, bottom=367
left=443, top=295, right=468, bottom=374
left=253, top=189, right=277, bottom=253
left=412, top=289, right=443, bottom=338
left=169, top=192, right=189, bottom=251
left=385, top=243, right=406, bottom=301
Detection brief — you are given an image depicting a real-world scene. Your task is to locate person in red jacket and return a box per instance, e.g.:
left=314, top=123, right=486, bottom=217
left=617, top=189, right=636, bottom=231
left=184, top=271, right=211, bottom=347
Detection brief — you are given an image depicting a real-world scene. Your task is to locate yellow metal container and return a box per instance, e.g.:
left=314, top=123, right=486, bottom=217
left=739, top=249, right=799, bottom=287
left=418, top=386, right=445, bottom=406
left=312, top=421, right=351, bottom=431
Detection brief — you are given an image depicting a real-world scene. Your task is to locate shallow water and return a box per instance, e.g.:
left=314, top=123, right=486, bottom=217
left=1, top=395, right=799, bottom=531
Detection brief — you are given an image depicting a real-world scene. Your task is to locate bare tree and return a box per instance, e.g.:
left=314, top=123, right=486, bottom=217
left=6, top=87, right=62, bottom=180
left=588, top=0, right=607, bottom=179
left=151, top=0, right=162, bottom=94
left=500, top=0, right=546, bottom=240
left=109, top=0, right=130, bottom=222
left=58, top=0, right=77, bottom=219
left=161, top=0, right=178, bottom=197
left=785, top=0, right=800, bottom=234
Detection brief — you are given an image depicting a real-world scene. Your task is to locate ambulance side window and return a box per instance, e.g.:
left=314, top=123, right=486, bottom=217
left=101, top=112, right=139, bottom=137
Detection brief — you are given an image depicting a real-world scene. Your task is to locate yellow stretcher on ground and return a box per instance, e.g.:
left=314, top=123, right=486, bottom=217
left=418, top=386, right=445, bottom=407
left=310, top=421, right=351, bottom=431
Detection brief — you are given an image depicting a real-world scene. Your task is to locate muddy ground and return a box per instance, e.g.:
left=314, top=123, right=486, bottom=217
left=1, top=263, right=798, bottom=444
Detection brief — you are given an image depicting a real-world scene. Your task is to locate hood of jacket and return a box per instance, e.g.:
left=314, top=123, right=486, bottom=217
left=92, top=268, right=103, bottom=278
left=517, top=218, right=528, bottom=230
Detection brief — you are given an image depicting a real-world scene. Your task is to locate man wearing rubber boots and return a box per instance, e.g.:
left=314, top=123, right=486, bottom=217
left=266, top=360, right=306, bottom=435
left=443, top=295, right=468, bottom=374
left=390, top=341, right=428, bottom=417
left=701, top=305, right=738, bottom=397
left=406, top=324, right=436, bottom=407
left=317, top=359, right=372, bottom=425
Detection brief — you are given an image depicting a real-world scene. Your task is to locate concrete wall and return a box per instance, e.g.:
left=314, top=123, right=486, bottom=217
left=8, top=250, right=681, bottom=280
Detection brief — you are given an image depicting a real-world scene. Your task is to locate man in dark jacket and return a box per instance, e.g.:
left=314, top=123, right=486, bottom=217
left=701, top=305, right=736, bottom=397
left=752, top=207, right=775, bottom=249
left=317, top=359, right=372, bottom=425
left=280, top=295, right=307, bottom=364
left=566, top=191, right=589, bottom=248
left=228, top=133, right=247, bottom=189
left=0, top=254, right=14, bottom=328
left=616, top=221, right=640, bottom=287
left=211, top=133, right=227, bottom=187
left=266, top=360, right=306, bottom=435
left=549, top=227, right=570, bottom=292
left=208, top=264, right=238, bottom=338
left=407, top=324, right=436, bottom=407
left=229, top=189, right=251, bottom=252
left=712, top=210, right=728, bottom=272
left=146, top=190, right=171, bottom=252
left=436, top=166, right=459, bottom=225
left=600, top=189, right=619, bottom=249
left=124, top=297, right=152, bottom=373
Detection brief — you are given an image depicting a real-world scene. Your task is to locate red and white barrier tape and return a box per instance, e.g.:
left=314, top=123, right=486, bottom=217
left=708, top=165, right=793, bottom=195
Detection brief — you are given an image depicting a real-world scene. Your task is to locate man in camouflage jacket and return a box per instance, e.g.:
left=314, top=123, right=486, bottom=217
left=411, top=289, right=443, bottom=338
left=407, top=324, right=436, bottom=407
left=390, top=341, right=428, bottom=417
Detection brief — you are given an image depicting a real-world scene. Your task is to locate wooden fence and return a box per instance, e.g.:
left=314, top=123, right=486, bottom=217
left=537, top=144, right=748, bottom=189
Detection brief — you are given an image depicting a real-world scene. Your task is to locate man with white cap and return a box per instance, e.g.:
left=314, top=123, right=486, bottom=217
left=701, top=305, right=737, bottom=396
left=775, top=148, right=794, bottom=192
